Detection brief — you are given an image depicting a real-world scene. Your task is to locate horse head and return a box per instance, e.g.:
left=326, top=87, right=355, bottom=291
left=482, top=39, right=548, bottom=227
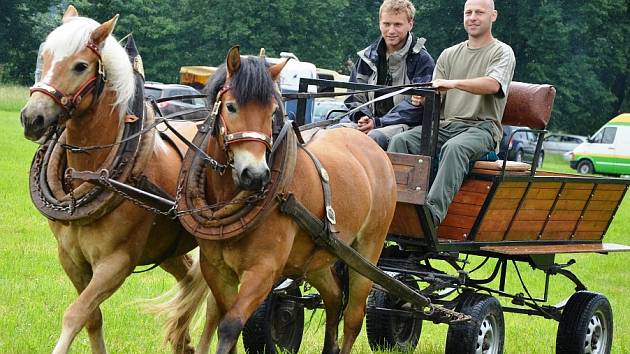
left=20, top=5, right=133, bottom=143
left=214, top=46, right=288, bottom=191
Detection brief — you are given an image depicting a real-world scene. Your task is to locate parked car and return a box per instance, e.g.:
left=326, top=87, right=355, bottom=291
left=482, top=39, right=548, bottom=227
left=569, top=113, right=630, bottom=176
left=144, top=82, right=208, bottom=121
left=499, top=125, right=544, bottom=167
left=543, top=133, right=587, bottom=154
left=311, top=99, right=348, bottom=123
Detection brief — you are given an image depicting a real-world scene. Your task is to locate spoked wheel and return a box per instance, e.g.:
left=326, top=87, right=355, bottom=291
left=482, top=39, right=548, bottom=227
left=556, top=291, right=613, bottom=354
left=366, top=274, right=423, bottom=352
left=242, top=285, right=304, bottom=354
left=445, top=292, right=504, bottom=354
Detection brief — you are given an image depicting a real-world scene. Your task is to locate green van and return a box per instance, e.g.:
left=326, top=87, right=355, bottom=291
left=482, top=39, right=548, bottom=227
left=569, top=113, right=630, bottom=176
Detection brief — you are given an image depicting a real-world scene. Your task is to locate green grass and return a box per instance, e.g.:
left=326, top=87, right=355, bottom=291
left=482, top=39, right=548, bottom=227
left=1, top=91, right=629, bottom=353
left=0, top=85, right=28, bottom=112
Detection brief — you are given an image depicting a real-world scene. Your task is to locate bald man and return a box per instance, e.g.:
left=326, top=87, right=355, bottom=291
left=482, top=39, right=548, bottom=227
left=388, top=0, right=515, bottom=225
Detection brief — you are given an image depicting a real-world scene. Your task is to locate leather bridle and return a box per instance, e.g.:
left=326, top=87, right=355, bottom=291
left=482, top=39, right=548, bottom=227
left=29, top=40, right=106, bottom=118
left=214, top=85, right=274, bottom=153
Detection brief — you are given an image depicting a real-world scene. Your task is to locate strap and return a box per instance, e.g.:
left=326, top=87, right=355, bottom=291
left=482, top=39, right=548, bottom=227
left=299, top=145, right=337, bottom=232
left=161, top=119, right=227, bottom=174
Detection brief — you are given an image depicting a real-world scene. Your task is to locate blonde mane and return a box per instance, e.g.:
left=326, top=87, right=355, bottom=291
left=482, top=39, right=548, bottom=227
left=43, top=16, right=135, bottom=117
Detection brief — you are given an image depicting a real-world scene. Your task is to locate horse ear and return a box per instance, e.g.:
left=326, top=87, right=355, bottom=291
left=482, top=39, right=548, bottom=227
left=90, top=14, right=119, bottom=47
left=269, top=58, right=289, bottom=81
left=226, top=46, right=241, bottom=76
left=62, top=5, right=78, bottom=23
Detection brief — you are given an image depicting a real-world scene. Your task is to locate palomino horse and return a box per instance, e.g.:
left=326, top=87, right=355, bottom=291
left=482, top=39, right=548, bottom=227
left=20, top=6, right=211, bottom=354
left=157, top=47, right=397, bottom=354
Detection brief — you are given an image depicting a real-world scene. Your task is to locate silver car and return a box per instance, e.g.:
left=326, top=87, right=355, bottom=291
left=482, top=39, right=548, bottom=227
left=543, top=133, right=587, bottom=154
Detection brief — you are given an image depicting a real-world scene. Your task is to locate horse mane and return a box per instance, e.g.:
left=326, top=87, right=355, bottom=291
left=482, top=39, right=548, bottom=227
left=205, top=57, right=275, bottom=107
left=43, top=16, right=135, bottom=118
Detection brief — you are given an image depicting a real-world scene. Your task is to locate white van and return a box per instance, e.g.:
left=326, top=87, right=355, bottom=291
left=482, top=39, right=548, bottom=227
left=569, top=113, right=630, bottom=176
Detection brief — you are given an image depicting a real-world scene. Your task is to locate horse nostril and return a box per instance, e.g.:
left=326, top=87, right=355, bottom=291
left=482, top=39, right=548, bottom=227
left=34, top=115, right=45, bottom=128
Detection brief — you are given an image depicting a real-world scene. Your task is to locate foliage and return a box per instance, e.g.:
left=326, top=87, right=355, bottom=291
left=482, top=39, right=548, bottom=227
left=0, top=0, right=627, bottom=135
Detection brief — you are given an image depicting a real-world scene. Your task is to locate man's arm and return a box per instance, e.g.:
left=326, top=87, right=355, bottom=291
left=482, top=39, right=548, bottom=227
left=432, top=76, right=500, bottom=95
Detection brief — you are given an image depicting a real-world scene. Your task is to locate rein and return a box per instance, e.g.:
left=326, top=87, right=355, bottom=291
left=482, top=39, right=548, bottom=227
left=30, top=40, right=106, bottom=118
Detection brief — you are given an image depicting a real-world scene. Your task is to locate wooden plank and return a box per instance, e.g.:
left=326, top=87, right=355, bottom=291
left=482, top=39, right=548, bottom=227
left=525, top=187, right=560, bottom=199
left=530, top=182, right=563, bottom=189
left=389, top=203, right=424, bottom=238
left=596, top=184, right=627, bottom=191
left=460, top=179, right=492, bottom=192
left=441, top=214, right=476, bottom=229
left=494, top=187, right=526, bottom=199
left=582, top=210, right=614, bottom=222
left=437, top=225, right=469, bottom=241
left=513, top=210, right=549, bottom=221
left=540, top=230, right=572, bottom=240
left=480, top=243, right=630, bottom=255
left=509, top=220, right=545, bottom=233
left=586, top=201, right=618, bottom=211
left=576, top=221, right=608, bottom=232
left=592, top=190, right=624, bottom=201
left=550, top=210, right=581, bottom=221
left=573, top=231, right=605, bottom=240
left=479, top=217, right=511, bottom=232
left=555, top=200, right=588, bottom=210
left=475, top=231, right=506, bottom=242
left=564, top=182, right=595, bottom=190
left=487, top=198, right=521, bottom=210
left=561, top=189, right=591, bottom=200
left=445, top=202, right=482, bottom=217
left=544, top=221, right=579, bottom=232
left=522, top=199, right=554, bottom=210
left=452, top=190, right=488, bottom=206
left=505, top=230, right=543, bottom=241
left=389, top=152, right=431, bottom=205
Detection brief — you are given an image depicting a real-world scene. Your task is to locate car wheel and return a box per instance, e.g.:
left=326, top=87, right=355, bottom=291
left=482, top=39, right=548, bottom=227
left=556, top=292, right=613, bottom=354
left=577, top=160, right=594, bottom=175
left=515, top=149, right=524, bottom=162
left=445, top=292, right=504, bottom=354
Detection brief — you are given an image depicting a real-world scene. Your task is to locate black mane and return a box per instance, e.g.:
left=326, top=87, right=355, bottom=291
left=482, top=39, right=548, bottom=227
left=205, top=57, right=275, bottom=107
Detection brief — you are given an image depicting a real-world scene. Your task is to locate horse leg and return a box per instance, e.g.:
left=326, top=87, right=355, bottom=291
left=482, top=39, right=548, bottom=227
left=159, top=255, right=197, bottom=354
left=198, top=252, right=240, bottom=354
left=339, top=238, right=385, bottom=354
left=54, top=247, right=107, bottom=354
left=196, top=294, right=220, bottom=354
left=52, top=251, right=133, bottom=354
left=212, top=266, right=277, bottom=354
left=305, top=266, right=343, bottom=354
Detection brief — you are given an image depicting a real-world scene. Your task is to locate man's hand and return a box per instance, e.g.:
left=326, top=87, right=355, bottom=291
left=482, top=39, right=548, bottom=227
left=411, top=95, right=425, bottom=106
left=432, top=79, right=458, bottom=91
left=357, top=116, right=374, bottom=133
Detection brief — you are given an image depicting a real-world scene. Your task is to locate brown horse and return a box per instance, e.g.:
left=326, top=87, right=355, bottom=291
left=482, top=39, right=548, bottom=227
left=156, top=47, right=397, bottom=354
left=20, top=6, right=210, bottom=354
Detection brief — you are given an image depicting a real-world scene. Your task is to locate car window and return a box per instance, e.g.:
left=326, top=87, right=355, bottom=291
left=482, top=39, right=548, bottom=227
left=564, top=137, right=581, bottom=143
left=545, top=135, right=561, bottom=142
left=601, top=127, right=617, bottom=144
left=144, top=88, right=162, bottom=99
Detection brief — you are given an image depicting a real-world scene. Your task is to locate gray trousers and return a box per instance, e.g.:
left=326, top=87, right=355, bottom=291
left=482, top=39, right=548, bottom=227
left=335, top=123, right=409, bottom=149
left=388, top=121, right=495, bottom=223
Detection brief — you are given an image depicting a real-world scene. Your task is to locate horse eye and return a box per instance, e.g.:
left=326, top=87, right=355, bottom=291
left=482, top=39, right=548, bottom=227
left=73, top=62, right=89, bottom=73
left=226, top=102, right=237, bottom=114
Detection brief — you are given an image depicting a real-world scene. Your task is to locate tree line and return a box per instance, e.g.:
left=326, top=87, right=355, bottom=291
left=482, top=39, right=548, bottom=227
left=1, top=0, right=628, bottom=135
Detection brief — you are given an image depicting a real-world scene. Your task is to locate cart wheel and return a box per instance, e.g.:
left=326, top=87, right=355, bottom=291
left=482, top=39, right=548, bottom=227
left=445, top=292, right=504, bottom=354
left=556, top=291, right=613, bottom=354
left=365, top=275, right=422, bottom=352
left=242, top=286, right=304, bottom=354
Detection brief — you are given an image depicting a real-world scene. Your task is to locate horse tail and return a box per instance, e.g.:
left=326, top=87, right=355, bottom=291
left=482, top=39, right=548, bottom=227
left=144, top=257, right=210, bottom=350
left=332, top=260, right=350, bottom=325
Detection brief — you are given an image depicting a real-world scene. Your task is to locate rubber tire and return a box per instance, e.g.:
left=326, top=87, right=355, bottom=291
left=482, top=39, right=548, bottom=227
left=366, top=275, right=422, bottom=352
left=556, top=291, right=613, bottom=354
left=242, top=286, right=304, bottom=354
left=577, top=160, right=594, bottom=175
left=445, top=292, right=505, bottom=354
left=515, top=149, right=524, bottom=162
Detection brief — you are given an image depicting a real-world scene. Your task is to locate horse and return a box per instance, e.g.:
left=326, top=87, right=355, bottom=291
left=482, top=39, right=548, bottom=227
left=19, top=6, right=213, bottom=354
left=156, top=46, right=398, bottom=354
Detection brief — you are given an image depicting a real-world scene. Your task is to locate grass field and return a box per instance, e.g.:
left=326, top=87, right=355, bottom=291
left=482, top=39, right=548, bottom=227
left=1, top=86, right=629, bottom=353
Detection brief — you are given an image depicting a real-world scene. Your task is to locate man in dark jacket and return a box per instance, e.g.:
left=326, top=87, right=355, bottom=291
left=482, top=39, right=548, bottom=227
left=344, top=0, right=435, bottom=149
